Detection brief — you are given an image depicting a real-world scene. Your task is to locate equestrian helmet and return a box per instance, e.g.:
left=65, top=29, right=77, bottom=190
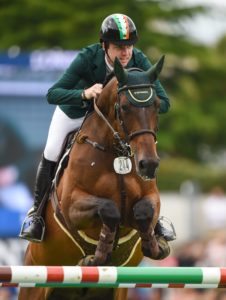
left=100, top=14, right=138, bottom=45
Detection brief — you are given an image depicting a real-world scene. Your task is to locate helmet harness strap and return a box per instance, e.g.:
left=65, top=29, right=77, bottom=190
left=103, top=42, right=114, bottom=66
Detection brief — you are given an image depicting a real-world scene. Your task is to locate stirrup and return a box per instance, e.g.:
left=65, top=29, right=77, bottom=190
left=19, top=214, right=45, bottom=243
left=27, top=206, right=36, bottom=216
left=156, top=216, right=176, bottom=241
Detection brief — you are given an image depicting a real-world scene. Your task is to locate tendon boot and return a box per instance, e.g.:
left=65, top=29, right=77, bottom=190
left=155, top=216, right=177, bottom=242
left=19, top=155, right=56, bottom=243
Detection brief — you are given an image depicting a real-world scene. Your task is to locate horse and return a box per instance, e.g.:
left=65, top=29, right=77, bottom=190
left=18, top=56, right=172, bottom=300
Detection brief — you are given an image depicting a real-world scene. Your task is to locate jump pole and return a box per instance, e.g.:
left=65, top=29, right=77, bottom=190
left=0, top=266, right=226, bottom=289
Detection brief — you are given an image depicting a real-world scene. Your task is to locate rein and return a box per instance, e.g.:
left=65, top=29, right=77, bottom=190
left=93, top=98, right=132, bottom=157
left=93, top=97, right=130, bottom=224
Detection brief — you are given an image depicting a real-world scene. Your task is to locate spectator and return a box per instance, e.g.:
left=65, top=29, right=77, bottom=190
left=0, top=119, right=33, bottom=299
left=0, top=165, right=32, bottom=214
left=0, top=287, right=17, bottom=300
left=200, top=231, right=226, bottom=267
left=0, top=118, right=28, bottom=172
left=202, top=186, right=226, bottom=231
left=0, top=118, right=33, bottom=214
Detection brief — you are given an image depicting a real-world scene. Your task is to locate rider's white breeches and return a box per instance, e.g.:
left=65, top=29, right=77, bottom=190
left=44, top=106, right=84, bottom=162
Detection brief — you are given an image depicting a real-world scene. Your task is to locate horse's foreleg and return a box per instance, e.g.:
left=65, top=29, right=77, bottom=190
left=70, top=197, right=121, bottom=266
left=92, top=200, right=120, bottom=265
left=133, top=198, right=170, bottom=260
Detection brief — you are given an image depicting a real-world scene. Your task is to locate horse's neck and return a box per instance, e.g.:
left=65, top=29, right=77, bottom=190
left=84, top=111, right=115, bottom=145
left=81, top=79, right=119, bottom=147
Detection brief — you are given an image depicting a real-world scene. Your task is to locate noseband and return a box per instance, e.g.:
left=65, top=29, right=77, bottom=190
left=129, top=129, right=157, bottom=142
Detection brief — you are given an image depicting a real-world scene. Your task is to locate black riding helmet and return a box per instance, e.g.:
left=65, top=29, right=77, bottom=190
left=100, top=13, right=138, bottom=46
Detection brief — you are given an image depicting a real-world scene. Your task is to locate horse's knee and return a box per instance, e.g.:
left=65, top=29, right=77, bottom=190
left=133, top=199, right=154, bottom=232
left=98, top=200, right=120, bottom=231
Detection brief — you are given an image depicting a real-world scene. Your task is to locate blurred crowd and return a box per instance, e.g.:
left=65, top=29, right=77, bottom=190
left=128, top=185, right=226, bottom=300
left=0, top=119, right=33, bottom=299
left=128, top=228, right=226, bottom=300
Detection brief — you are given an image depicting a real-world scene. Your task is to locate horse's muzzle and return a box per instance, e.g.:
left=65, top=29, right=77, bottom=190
left=138, top=157, right=160, bottom=180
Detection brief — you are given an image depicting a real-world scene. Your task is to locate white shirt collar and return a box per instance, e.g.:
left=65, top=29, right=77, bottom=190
left=105, top=54, right=113, bottom=75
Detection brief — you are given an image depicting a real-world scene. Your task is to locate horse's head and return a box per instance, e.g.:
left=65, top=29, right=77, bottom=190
left=112, top=56, right=165, bottom=180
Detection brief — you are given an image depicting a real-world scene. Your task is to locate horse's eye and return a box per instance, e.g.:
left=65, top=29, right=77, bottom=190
left=121, top=104, right=129, bottom=112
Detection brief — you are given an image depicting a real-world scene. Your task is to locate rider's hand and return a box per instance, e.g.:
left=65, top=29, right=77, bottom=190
left=83, top=83, right=103, bottom=100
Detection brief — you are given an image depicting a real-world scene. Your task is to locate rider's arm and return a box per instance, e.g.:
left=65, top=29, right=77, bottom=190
left=46, top=51, right=88, bottom=108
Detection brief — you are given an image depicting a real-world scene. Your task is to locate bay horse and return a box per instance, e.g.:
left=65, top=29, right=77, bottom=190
left=18, top=56, right=172, bottom=300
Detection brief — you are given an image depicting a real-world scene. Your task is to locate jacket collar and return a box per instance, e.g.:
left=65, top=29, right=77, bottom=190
left=91, top=46, right=136, bottom=83
left=126, top=53, right=136, bottom=68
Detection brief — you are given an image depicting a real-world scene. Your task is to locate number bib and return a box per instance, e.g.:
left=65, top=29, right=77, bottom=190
left=113, top=157, right=132, bottom=174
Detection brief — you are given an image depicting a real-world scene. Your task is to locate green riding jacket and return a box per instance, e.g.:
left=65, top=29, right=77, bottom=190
left=47, top=43, right=170, bottom=119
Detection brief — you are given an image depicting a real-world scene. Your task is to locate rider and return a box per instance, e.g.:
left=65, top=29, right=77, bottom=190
left=20, top=13, right=176, bottom=243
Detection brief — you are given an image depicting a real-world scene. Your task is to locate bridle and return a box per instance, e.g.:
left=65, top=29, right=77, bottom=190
left=94, top=97, right=132, bottom=156
left=117, top=83, right=157, bottom=143
left=93, top=81, right=158, bottom=157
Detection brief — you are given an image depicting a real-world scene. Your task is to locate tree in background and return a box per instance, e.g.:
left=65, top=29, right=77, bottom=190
left=1, top=0, right=226, bottom=190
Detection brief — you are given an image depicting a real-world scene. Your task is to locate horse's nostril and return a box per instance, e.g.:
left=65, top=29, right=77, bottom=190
left=139, top=160, right=147, bottom=169
left=139, top=159, right=159, bottom=170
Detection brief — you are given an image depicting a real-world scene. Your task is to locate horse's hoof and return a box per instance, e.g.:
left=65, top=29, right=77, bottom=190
left=141, top=236, right=171, bottom=260
left=156, top=236, right=171, bottom=259
left=141, top=246, right=152, bottom=258
left=78, top=255, right=95, bottom=266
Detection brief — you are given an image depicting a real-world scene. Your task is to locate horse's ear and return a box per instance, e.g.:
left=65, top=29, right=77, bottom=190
left=114, top=57, right=128, bottom=86
left=146, top=55, right=165, bottom=82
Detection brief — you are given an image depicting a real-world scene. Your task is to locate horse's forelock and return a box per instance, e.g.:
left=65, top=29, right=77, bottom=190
left=127, top=70, right=151, bottom=85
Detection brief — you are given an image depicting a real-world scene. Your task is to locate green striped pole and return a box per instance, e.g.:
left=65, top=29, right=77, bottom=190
left=0, top=266, right=225, bottom=288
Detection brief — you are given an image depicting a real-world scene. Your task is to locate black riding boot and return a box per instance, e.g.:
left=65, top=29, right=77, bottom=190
left=19, top=155, right=56, bottom=243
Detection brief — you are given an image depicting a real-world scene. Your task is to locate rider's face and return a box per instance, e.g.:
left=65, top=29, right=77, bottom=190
left=105, top=43, right=133, bottom=67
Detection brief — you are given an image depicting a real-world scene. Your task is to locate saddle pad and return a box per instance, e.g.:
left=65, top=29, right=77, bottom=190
left=54, top=213, right=141, bottom=266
